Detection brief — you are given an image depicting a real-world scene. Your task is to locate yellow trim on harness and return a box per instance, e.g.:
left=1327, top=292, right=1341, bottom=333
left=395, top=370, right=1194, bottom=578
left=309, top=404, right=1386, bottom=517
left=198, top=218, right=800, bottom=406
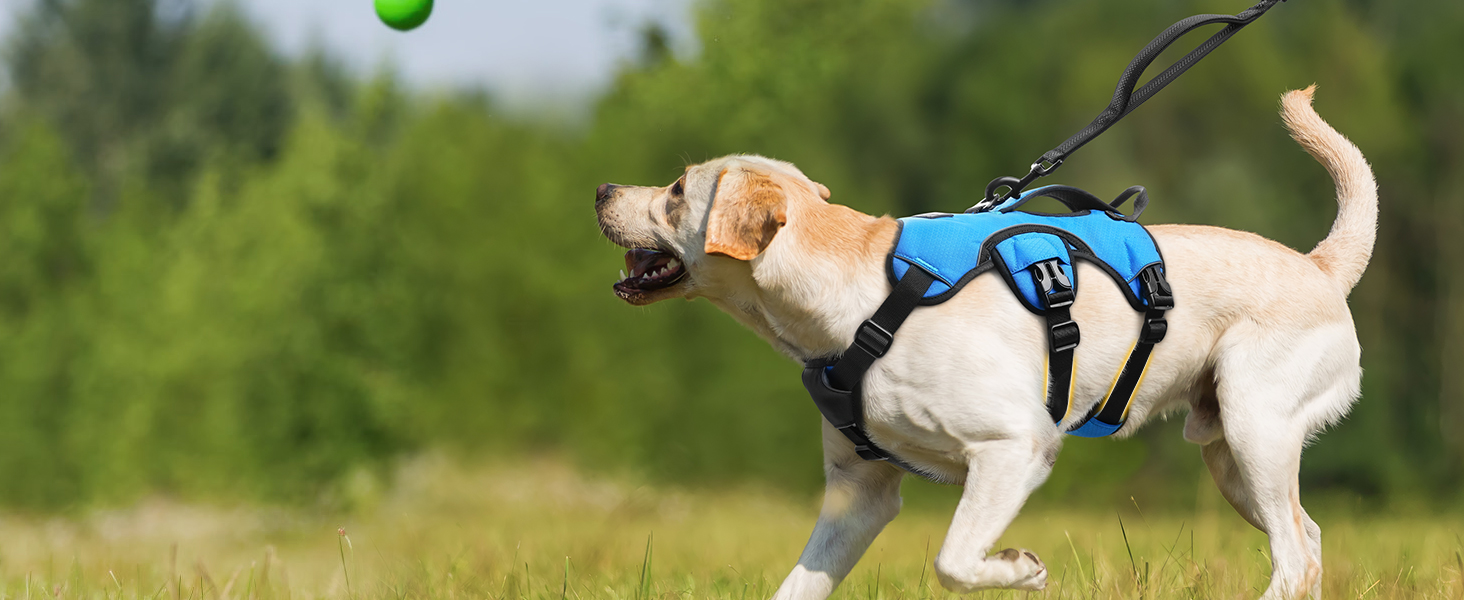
left=1052, top=355, right=1079, bottom=423
left=1122, top=352, right=1155, bottom=421
left=1066, top=355, right=1078, bottom=418
left=1096, top=339, right=1140, bottom=411
left=1042, top=353, right=1049, bottom=410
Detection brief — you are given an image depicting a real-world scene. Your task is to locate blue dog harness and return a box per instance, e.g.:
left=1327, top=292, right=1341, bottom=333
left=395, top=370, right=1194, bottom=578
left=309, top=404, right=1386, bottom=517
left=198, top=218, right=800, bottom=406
left=789, top=0, right=1289, bottom=480
left=801, top=185, right=1174, bottom=479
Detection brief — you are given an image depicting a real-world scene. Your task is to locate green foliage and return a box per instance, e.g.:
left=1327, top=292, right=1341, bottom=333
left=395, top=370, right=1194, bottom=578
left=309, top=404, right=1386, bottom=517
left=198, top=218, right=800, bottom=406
left=0, top=0, right=1458, bottom=508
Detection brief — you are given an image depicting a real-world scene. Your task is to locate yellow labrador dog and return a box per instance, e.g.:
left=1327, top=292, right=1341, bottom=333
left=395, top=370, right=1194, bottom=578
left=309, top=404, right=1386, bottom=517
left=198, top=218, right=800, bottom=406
left=594, top=87, right=1374, bottom=600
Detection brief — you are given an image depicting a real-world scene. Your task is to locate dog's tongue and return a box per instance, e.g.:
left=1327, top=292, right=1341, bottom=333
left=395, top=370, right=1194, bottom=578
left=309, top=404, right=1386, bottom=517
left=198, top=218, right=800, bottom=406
left=624, top=248, right=656, bottom=270
left=626, top=248, right=676, bottom=273
left=623, top=247, right=658, bottom=270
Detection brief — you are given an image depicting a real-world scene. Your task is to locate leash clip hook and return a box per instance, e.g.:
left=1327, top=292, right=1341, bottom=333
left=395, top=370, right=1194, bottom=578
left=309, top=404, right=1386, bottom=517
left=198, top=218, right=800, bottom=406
left=970, top=158, right=1063, bottom=213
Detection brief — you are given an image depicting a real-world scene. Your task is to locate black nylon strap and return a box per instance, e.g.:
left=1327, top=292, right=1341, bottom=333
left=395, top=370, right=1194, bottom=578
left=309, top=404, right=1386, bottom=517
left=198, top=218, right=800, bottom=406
left=802, top=266, right=940, bottom=481
left=1031, top=259, right=1080, bottom=424
left=1091, top=310, right=1165, bottom=424
left=1045, top=311, right=1077, bottom=423
left=827, top=267, right=937, bottom=392
left=975, top=0, right=1287, bottom=209
left=1067, top=265, right=1172, bottom=431
left=997, top=185, right=1122, bottom=216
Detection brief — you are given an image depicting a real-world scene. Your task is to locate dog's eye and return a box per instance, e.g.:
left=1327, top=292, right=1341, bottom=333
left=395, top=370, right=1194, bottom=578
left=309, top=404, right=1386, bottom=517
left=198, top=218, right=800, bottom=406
left=670, top=178, right=684, bottom=196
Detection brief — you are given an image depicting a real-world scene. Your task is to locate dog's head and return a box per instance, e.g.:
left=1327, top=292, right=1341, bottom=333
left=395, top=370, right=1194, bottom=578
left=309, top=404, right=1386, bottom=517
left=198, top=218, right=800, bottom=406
left=594, top=155, right=833, bottom=306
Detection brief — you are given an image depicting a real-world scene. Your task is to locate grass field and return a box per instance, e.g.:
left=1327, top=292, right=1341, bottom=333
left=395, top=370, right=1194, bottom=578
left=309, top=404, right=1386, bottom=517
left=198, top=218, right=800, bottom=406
left=0, top=456, right=1459, bottom=600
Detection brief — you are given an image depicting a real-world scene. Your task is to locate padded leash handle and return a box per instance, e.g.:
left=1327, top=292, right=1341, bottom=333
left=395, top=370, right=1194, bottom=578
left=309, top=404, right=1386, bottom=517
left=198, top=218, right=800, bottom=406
left=970, top=0, right=1288, bottom=212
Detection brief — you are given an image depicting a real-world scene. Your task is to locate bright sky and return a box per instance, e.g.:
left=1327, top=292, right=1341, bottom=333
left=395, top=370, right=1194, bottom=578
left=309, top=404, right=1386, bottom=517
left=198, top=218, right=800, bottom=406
left=0, top=0, right=695, bottom=104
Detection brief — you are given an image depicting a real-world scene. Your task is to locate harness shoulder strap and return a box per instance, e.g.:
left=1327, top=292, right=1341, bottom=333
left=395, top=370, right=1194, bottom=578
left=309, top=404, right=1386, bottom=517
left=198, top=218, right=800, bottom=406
left=802, top=267, right=936, bottom=475
left=824, top=268, right=936, bottom=391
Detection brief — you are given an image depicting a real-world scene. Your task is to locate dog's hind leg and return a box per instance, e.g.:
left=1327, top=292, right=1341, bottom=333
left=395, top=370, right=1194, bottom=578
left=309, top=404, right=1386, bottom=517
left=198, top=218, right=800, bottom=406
left=1211, top=324, right=1359, bottom=599
left=772, top=419, right=905, bottom=600
left=1209, top=417, right=1316, bottom=598
left=1202, top=439, right=1323, bottom=569
left=1300, top=507, right=1323, bottom=598
left=932, top=433, right=1058, bottom=593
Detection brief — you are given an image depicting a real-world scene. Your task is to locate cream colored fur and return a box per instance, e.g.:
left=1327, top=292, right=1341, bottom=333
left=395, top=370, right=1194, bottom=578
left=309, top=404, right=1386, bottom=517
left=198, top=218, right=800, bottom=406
left=593, top=88, right=1375, bottom=600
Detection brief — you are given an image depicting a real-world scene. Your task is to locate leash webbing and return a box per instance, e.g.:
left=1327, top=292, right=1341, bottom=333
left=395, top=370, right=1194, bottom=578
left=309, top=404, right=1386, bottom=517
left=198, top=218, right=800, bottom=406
left=972, top=0, right=1288, bottom=211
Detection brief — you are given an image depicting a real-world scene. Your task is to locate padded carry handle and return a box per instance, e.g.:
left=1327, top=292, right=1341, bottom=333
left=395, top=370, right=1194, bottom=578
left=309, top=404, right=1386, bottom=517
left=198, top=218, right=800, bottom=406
left=997, top=185, right=1149, bottom=221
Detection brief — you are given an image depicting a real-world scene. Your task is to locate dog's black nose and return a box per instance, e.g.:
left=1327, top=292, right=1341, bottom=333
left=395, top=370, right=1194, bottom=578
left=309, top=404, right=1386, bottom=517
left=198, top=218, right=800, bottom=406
left=596, top=183, right=617, bottom=206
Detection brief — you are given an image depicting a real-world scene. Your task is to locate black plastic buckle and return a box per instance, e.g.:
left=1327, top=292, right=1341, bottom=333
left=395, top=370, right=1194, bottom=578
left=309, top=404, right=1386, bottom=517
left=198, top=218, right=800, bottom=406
left=836, top=424, right=889, bottom=462
left=1139, top=316, right=1168, bottom=344
left=1032, top=259, right=1074, bottom=309
left=1140, top=266, right=1174, bottom=310
left=1049, top=319, right=1081, bottom=353
left=853, top=320, right=894, bottom=358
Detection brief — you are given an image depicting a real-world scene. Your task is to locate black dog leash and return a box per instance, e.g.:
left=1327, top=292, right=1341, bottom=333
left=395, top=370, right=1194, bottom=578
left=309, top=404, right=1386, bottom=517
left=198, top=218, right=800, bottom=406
left=970, top=0, right=1289, bottom=213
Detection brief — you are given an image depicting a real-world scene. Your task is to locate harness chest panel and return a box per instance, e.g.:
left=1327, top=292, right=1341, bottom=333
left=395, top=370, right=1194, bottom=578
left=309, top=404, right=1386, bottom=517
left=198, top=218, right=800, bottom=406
left=801, top=185, right=1176, bottom=481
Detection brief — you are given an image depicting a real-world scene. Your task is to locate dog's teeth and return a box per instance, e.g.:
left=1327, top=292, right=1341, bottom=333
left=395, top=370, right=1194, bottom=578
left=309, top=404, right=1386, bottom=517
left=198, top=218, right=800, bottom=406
left=619, top=269, right=627, bottom=281
left=668, top=259, right=680, bottom=270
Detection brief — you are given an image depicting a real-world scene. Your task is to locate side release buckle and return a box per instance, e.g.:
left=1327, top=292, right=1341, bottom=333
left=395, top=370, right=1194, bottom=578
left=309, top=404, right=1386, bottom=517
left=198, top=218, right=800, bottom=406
left=1140, top=265, right=1174, bottom=310
left=1032, top=259, right=1075, bottom=309
left=836, top=423, right=890, bottom=462
left=1032, top=259, right=1080, bottom=352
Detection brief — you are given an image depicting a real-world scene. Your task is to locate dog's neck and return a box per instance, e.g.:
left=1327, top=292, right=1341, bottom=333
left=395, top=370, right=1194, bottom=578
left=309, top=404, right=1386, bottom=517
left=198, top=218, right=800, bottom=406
left=737, top=203, right=899, bottom=362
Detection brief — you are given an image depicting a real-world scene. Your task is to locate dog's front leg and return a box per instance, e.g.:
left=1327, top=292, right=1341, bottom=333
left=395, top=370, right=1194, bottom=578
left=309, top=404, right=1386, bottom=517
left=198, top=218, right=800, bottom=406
left=934, top=435, right=1055, bottom=592
left=771, top=419, right=904, bottom=600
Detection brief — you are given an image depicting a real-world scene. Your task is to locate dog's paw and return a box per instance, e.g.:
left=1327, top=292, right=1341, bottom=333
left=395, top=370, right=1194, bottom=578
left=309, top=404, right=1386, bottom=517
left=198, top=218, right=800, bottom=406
left=992, top=548, right=1047, bottom=591
left=936, top=547, right=1048, bottom=593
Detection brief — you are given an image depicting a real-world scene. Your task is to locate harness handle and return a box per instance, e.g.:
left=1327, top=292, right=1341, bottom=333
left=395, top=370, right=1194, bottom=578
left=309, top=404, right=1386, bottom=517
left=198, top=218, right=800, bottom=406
left=1108, top=186, right=1149, bottom=222
left=970, top=0, right=1288, bottom=212
left=996, top=185, right=1149, bottom=222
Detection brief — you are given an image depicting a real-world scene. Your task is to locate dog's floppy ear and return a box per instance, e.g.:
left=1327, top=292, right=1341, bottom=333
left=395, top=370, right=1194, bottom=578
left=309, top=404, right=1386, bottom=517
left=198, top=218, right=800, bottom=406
left=705, top=167, right=788, bottom=261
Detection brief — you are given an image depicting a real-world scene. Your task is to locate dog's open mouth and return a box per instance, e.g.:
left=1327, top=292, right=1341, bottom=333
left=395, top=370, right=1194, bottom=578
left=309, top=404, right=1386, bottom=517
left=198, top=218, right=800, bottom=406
left=614, top=248, right=687, bottom=298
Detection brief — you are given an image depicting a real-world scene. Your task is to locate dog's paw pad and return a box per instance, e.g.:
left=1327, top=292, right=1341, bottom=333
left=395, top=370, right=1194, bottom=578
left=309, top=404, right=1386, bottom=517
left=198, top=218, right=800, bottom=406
left=1013, top=550, right=1047, bottom=591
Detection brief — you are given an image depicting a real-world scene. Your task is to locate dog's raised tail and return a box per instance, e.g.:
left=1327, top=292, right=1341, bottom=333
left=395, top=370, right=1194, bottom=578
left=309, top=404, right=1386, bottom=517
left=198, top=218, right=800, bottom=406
left=1283, top=85, right=1378, bottom=292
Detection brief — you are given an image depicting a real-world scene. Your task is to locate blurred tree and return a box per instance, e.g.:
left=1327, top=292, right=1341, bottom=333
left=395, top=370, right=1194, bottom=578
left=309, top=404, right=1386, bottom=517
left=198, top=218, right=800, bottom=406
left=5, top=0, right=291, bottom=210
left=0, top=121, right=91, bottom=506
left=6, top=0, right=187, bottom=207
left=1356, top=0, right=1464, bottom=495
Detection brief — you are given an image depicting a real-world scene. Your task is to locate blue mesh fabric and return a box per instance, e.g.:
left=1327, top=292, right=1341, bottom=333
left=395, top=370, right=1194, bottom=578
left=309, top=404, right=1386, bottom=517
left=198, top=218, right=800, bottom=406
left=890, top=189, right=1164, bottom=310
left=1066, top=418, right=1123, bottom=438
left=993, top=234, right=1071, bottom=309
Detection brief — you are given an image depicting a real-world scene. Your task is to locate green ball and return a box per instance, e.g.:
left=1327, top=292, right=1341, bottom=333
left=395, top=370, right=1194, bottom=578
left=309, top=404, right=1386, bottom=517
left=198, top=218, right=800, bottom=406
left=375, top=0, right=433, bottom=31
